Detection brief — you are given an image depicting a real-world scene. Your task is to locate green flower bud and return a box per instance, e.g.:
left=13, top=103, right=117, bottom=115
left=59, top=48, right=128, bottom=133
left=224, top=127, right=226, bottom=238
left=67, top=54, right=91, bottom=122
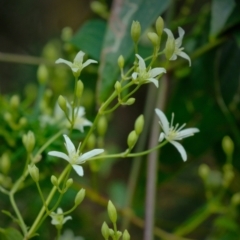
left=124, top=98, right=135, bottom=105
left=37, top=64, right=49, bottom=84
left=165, top=36, right=175, bottom=60
left=61, top=27, right=73, bottom=42
left=131, top=21, right=141, bottom=43
left=107, top=200, right=117, bottom=223
left=22, top=131, right=35, bottom=153
left=115, top=81, right=121, bottom=94
left=122, top=230, right=130, bottom=240
left=109, top=229, right=115, bottom=237
left=28, top=164, right=39, bottom=182
left=19, top=117, right=27, bottom=127
left=231, top=193, right=240, bottom=206
left=155, top=16, right=164, bottom=37
left=127, top=130, right=138, bottom=149
left=147, top=32, right=159, bottom=47
left=198, top=164, right=210, bottom=180
left=4, top=112, right=12, bottom=122
left=101, top=222, right=110, bottom=239
left=116, top=231, right=122, bottom=239
left=87, top=134, right=96, bottom=150
left=65, top=178, right=73, bottom=189
left=134, top=115, right=144, bottom=135
left=10, top=95, right=20, bottom=109
left=74, top=189, right=86, bottom=205
left=0, top=153, right=11, bottom=175
left=58, top=95, right=67, bottom=113
left=222, top=136, right=234, bottom=157
left=97, top=116, right=108, bottom=136
left=118, top=55, right=125, bottom=69
left=76, top=80, right=84, bottom=99
left=51, top=175, right=58, bottom=187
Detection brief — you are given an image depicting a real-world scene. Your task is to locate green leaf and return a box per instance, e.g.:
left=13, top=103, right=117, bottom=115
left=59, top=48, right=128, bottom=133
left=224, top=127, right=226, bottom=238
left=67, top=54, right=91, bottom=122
left=0, top=228, right=23, bottom=240
left=70, top=20, right=107, bottom=60
left=210, top=0, right=236, bottom=37
left=98, top=0, right=170, bottom=101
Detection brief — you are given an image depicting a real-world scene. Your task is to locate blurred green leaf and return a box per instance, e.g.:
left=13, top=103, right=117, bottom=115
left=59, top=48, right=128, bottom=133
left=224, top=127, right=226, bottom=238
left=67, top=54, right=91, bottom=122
left=0, top=228, right=23, bottom=240
left=70, top=20, right=107, bottom=60
left=210, top=0, right=235, bottom=37
left=98, top=0, right=170, bottom=101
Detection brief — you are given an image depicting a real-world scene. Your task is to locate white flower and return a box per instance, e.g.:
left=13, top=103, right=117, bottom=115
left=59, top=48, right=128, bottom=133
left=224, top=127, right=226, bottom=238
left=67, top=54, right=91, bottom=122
left=155, top=108, right=199, bottom=161
left=48, top=135, right=104, bottom=176
left=132, top=54, right=166, bottom=88
left=60, top=229, right=84, bottom=240
left=72, top=107, right=92, bottom=132
left=164, top=27, right=191, bottom=66
left=56, top=51, right=97, bottom=77
left=50, top=208, right=72, bottom=227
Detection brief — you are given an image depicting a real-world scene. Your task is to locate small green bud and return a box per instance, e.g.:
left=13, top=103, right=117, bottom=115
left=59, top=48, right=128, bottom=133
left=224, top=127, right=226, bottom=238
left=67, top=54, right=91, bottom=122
left=74, top=189, right=86, bottom=205
left=28, top=164, right=39, bottom=182
left=165, top=36, right=175, bottom=60
left=58, top=95, right=67, bottom=113
left=155, top=16, right=164, bottom=37
left=65, top=178, right=73, bottom=189
left=61, top=27, right=73, bottom=42
left=118, top=55, right=125, bottom=69
left=97, top=116, right=108, bottom=136
left=134, top=115, right=144, bottom=135
left=131, top=21, right=141, bottom=43
left=4, top=112, right=12, bottom=122
left=101, top=222, right=110, bottom=239
left=22, top=131, right=35, bottom=153
left=127, top=130, right=138, bottom=149
left=19, top=117, right=27, bottom=127
left=51, top=175, right=58, bottom=187
left=124, top=98, right=135, bottom=105
left=147, top=32, right=159, bottom=47
left=116, top=231, right=122, bottom=239
left=37, top=64, right=49, bottom=84
left=0, top=153, right=11, bottom=175
left=198, top=164, right=210, bottom=180
left=10, top=95, right=20, bottom=109
left=231, top=193, right=240, bottom=206
left=87, top=134, right=96, bottom=150
left=76, top=80, right=84, bottom=99
left=109, top=229, right=115, bottom=237
left=115, top=81, right=121, bottom=94
left=107, top=200, right=117, bottom=223
left=222, top=136, right=234, bottom=157
left=123, top=230, right=130, bottom=240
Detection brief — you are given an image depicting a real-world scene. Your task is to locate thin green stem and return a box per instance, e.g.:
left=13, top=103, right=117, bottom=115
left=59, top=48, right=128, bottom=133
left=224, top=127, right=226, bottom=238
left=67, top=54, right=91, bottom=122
left=36, top=182, right=50, bottom=214
left=0, top=186, right=9, bottom=195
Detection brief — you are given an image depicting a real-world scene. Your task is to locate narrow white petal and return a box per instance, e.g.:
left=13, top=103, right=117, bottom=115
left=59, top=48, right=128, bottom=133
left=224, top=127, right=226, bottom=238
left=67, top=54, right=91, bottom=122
left=177, top=51, right=191, bottom=66
left=82, top=59, right=98, bottom=68
left=159, top=132, right=165, bottom=142
left=170, top=141, right=187, bottom=161
left=155, top=109, right=170, bottom=134
left=132, top=72, right=138, bottom=80
left=63, top=135, right=76, bottom=155
left=147, top=78, right=159, bottom=88
left=149, top=68, right=166, bottom=77
left=177, top=128, right=199, bottom=139
left=62, top=216, right=72, bottom=224
left=74, top=51, right=85, bottom=63
left=48, top=151, right=70, bottom=162
left=57, top=208, right=63, bottom=214
left=169, top=53, right=177, bottom=61
left=136, top=54, right=146, bottom=70
left=55, top=58, right=73, bottom=67
left=72, top=164, right=84, bottom=176
left=71, top=67, right=80, bottom=73
left=75, top=107, right=85, bottom=117
left=164, top=28, right=174, bottom=39
left=175, top=27, right=185, bottom=47
left=77, top=149, right=104, bottom=163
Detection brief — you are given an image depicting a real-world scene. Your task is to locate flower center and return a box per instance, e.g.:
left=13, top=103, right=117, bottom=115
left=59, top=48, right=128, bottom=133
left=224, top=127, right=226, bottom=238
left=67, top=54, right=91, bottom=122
left=69, top=151, right=79, bottom=164
left=72, top=61, right=82, bottom=70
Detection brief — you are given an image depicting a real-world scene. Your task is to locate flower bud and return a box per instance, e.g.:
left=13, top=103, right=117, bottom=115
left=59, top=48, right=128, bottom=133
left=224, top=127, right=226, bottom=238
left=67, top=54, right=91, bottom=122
left=4, top=112, right=12, bottom=122
left=123, top=230, right=130, bottom=240
left=58, top=95, right=67, bottom=113
left=101, top=222, right=110, bottom=240
left=0, top=153, right=11, bottom=175
left=156, top=16, right=164, bottom=37
left=51, top=175, right=58, bottom=187
left=118, top=55, right=125, bottom=69
left=134, top=115, right=144, bottom=135
left=87, top=134, right=96, bottom=150
left=127, top=130, right=138, bottom=149
left=10, top=95, right=20, bottom=109
left=37, top=64, right=49, bottom=84
left=22, top=131, right=35, bottom=153
left=61, top=27, right=73, bottom=42
left=109, top=229, right=115, bottom=237
left=198, top=164, right=210, bottom=180
left=28, top=164, right=39, bottom=182
left=147, top=32, right=159, bottom=47
left=74, top=189, right=85, bottom=205
left=116, top=231, right=122, bottom=239
left=76, top=80, right=84, bottom=99
left=222, top=136, right=234, bottom=157
left=107, top=200, right=117, bottom=223
left=114, top=81, right=121, bottom=94
left=65, top=178, right=73, bottom=189
left=165, top=36, right=175, bottom=60
left=131, top=21, right=141, bottom=43
left=231, top=193, right=240, bottom=206
left=124, top=98, right=135, bottom=105
left=97, top=116, right=108, bottom=136
left=19, top=117, right=27, bottom=127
